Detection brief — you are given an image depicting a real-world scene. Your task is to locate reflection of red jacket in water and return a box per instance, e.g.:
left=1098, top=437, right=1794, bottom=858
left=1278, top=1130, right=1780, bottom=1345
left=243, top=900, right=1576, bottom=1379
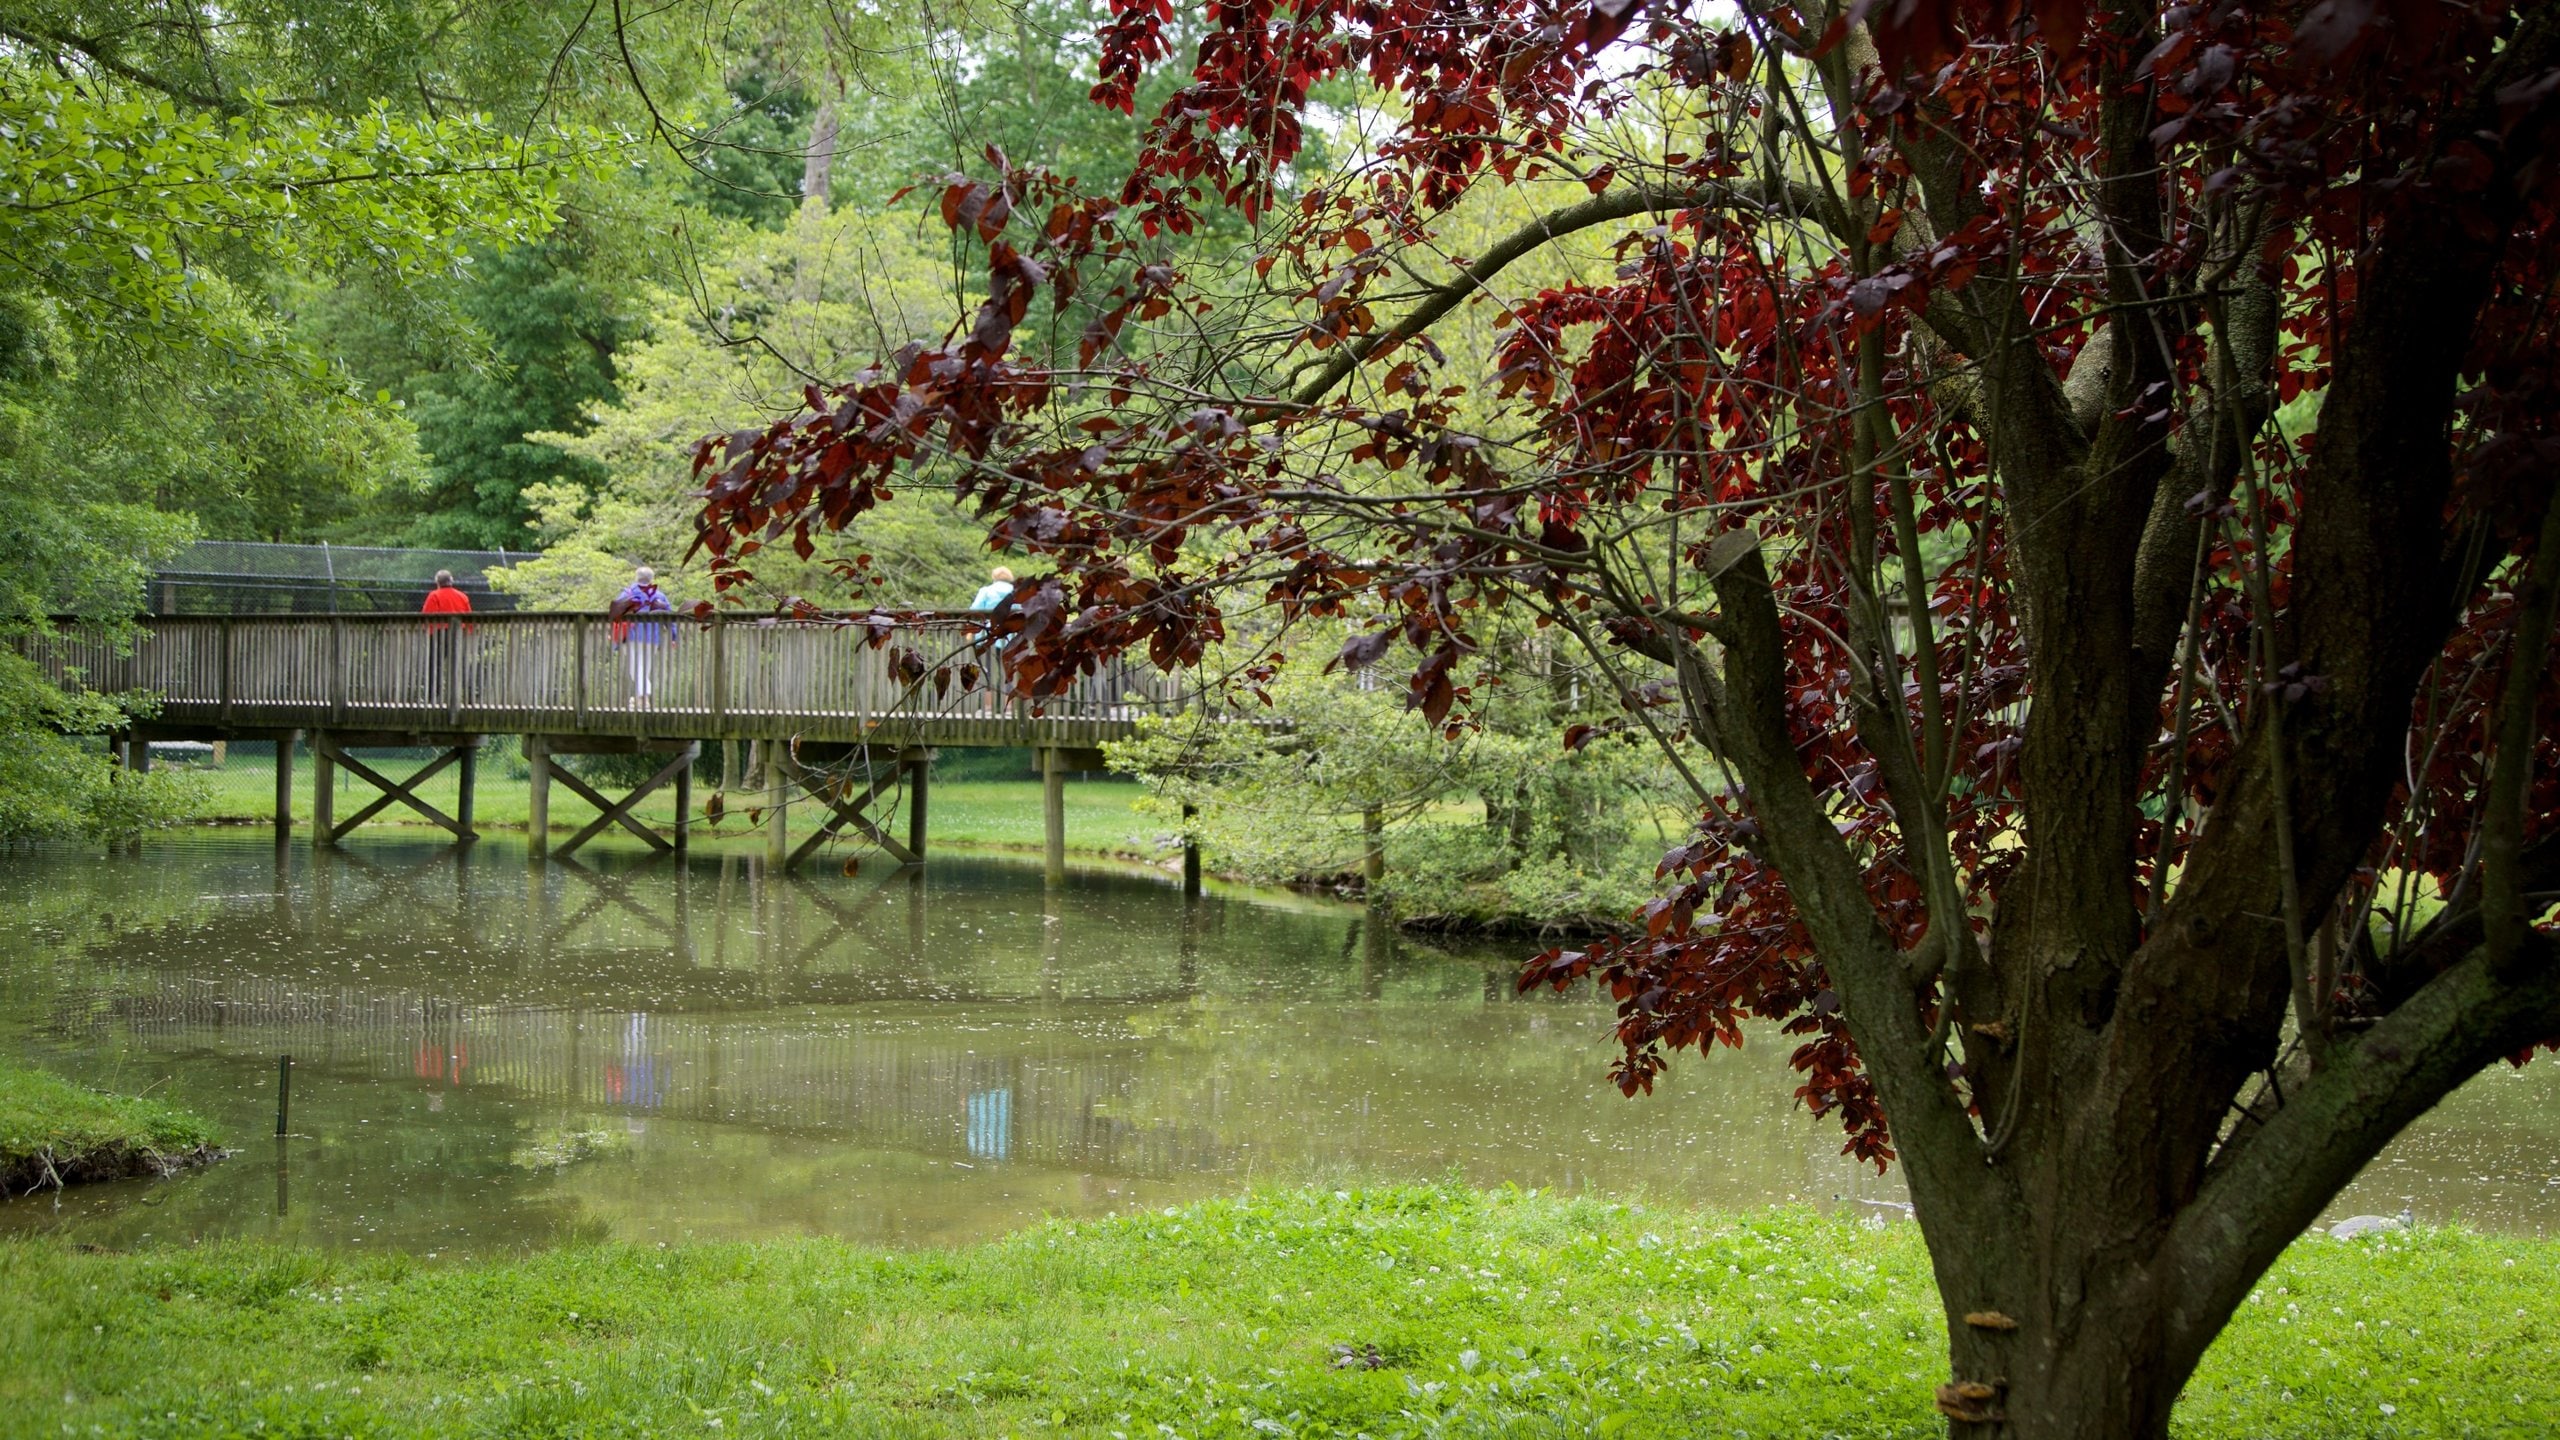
left=422, top=583, right=474, bottom=634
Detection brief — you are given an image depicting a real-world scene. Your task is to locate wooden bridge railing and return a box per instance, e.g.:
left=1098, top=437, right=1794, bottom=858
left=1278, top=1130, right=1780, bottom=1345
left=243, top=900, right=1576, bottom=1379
left=23, top=612, right=1186, bottom=746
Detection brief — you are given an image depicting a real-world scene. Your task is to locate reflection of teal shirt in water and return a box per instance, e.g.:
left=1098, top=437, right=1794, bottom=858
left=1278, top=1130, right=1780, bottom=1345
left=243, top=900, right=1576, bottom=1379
left=969, top=580, right=1013, bottom=612
left=965, top=1087, right=1013, bottom=1160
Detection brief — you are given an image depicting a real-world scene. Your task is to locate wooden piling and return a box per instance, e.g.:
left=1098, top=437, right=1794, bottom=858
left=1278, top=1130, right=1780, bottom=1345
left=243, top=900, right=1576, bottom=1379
left=673, top=744, right=693, bottom=855
left=1042, top=747, right=1067, bottom=886
left=763, top=741, right=789, bottom=868
left=905, top=747, right=929, bottom=860
left=273, top=731, right=298, bottom=836
left=525, top=735, right=550, bottom=860
left=311, top=735, right=335, bottom=847
left=456, top=744, right=477, bottom=840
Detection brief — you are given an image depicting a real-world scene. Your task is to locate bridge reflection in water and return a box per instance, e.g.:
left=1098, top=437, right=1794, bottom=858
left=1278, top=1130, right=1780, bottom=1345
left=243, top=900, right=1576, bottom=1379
left=2, top=834, right=1911, bottom=1250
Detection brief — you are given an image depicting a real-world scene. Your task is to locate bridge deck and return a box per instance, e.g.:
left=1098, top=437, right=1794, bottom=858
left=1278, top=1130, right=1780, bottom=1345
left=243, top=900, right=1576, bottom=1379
left=23, top=612, right=1181, bottom=747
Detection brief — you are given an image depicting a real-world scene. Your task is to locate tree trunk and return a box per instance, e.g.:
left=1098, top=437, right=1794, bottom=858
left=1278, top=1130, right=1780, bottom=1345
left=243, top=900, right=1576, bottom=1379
left=1927, top=1229, right=2202, bottom=1440
left=800, top=94, right=838, bottom=207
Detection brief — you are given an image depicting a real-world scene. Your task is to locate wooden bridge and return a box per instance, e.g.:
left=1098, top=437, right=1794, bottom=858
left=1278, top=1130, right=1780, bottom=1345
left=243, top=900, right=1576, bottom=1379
left=23, top=612, right=1197, bottom=880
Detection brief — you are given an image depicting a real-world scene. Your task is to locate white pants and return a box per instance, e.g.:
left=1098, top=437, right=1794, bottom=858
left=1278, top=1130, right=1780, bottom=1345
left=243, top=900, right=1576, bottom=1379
left=625, top=644, right=656, bottom=700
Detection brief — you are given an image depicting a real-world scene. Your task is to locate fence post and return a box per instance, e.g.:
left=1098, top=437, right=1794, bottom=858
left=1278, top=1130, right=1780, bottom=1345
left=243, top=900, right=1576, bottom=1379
left=219, top=617, right=235, bottom=725
left=711, top=617, right=727, bottom=737
left=574, top=615, right=588, bottom=727
left=446, top=624, right=462, bottom=725
left=327, top=619, right=345, bottom=726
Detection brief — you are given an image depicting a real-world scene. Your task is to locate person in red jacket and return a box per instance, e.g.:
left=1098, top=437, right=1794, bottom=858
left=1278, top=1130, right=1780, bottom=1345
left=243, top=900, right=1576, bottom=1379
left=421, top=570, right=473, bottom=702
left=422, top=570, right=473, bottom=626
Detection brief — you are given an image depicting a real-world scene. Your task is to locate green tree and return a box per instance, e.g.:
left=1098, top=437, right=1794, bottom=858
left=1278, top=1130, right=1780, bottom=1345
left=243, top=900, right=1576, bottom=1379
left=0, top=0, right=605, bottom=836
left=671, top=59, right=817, bottom=228
left=387, top=221, right=640, bottom=549
left=1110, top=623, right=1676, bottom=928
left=499, top=200, right=988, bottom=607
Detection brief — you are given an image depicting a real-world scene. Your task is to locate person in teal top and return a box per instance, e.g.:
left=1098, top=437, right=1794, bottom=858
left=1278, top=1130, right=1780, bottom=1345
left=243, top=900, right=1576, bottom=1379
left=969, top=565, right=1015, bottom=612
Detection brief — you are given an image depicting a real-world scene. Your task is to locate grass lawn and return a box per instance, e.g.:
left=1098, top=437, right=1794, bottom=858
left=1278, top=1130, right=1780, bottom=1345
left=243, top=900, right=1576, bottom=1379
left=0, top=1065, right=221, bottom=1197
left=1, top=1186, right=2550, bottom=1438
left=182, top=752, right=1169, bottom=859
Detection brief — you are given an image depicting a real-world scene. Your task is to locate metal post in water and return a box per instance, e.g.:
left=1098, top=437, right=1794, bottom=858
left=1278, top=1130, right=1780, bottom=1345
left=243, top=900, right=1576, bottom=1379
left=1182, top=802, right=1202, bottom=899
left=275, top=1053, right=292, bottom=1136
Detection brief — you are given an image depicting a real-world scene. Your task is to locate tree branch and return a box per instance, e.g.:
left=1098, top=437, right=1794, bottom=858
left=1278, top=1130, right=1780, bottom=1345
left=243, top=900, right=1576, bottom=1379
left=2483, top=486, right=2560, bottom=971
left=2107, top=0, right=2560, bottom=1225
left=0, top=20, right=236, bottom=112
left=2161, top=935, right=2560, bottom=1373
left=1687, top=535, right=1996, bottom=1215
left=1290, top=178, right=1835, bottom=411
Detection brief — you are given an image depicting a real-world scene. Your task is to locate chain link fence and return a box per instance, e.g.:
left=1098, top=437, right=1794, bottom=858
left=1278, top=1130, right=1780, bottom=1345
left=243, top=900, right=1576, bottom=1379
left=148, top=541, right=536, bottom=614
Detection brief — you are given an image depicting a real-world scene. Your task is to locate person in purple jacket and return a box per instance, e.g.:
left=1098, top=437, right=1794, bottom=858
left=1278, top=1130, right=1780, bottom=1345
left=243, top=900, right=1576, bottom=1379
left=609, top=566, right=674, bottom=707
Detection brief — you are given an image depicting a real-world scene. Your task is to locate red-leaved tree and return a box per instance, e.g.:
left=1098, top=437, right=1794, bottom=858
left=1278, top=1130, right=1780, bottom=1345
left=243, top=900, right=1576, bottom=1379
left=690, top=1, right=2560, bottom=1433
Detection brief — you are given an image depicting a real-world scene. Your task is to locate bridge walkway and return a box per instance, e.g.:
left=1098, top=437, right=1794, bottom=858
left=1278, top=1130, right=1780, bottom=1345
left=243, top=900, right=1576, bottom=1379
left=23, top=612, right=1197, bottom=882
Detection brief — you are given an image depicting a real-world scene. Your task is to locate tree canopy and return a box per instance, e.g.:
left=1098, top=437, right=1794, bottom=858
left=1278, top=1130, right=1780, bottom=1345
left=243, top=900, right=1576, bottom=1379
left=695, top=1, right=2560, bottom=1435
left=0, top=0, right=619, bottom=836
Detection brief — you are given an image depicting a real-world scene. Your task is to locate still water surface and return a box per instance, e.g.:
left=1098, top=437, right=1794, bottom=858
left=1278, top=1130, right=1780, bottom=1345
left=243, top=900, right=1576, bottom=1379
left=3, top=832, right=2553, bottom=1250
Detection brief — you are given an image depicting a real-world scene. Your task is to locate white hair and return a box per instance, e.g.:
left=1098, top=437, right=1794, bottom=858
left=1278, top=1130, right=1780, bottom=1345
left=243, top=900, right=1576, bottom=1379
left=635, top=566, right=656, bottom=584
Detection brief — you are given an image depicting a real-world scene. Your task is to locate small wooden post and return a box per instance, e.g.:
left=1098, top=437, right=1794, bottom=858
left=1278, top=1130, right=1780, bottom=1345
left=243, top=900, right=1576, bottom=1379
left=274, top=731, right=298, bottom=837
left=1363, top=806, right=1385, bottom=884
left=132, top=736, right=152, bottom=774
left=526, top=735, right=550, bottom=860
left=311, top=734, right=335, bottom=847
left=906, top=747, right=929, bottom=861
left=1041, top=747, right=1067, bottom=886
left=274, top=1054, right=292, bottom=1137
left=573, top=615, right=589, bottom=727
left=1182, top=801, right=1202, bottom=899
left=673, top=743, right=693, bottom=855
left=456, top=744, right=477, bottom=841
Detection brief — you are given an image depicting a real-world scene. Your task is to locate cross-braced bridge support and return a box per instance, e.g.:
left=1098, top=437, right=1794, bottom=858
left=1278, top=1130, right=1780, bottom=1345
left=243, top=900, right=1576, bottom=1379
left=309, top=730, right=482, bottom=847
left=526, top=735, right=698, bottom=860
left=760, top=743, right=929, bottom=872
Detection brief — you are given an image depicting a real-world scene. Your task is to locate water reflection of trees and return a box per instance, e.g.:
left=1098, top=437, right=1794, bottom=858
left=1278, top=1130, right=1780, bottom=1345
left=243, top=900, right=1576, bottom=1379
left=8, top=838, right=1913, bottom=1211
left=20, top=841, right=1503, bottom=1182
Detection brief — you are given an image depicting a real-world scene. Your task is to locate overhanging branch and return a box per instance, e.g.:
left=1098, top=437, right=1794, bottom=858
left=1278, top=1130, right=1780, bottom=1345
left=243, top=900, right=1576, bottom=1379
left=2162, top=936, right=2560, bottom=1369
left=1290, top=178, right=1836, bottom=411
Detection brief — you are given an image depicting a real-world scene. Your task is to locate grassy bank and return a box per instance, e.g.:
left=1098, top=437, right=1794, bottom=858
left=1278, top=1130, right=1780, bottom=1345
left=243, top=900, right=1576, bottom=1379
left=0, top=1065, right=222, bottom=1197
left=1, top=1188, right=2550, bottom=1438
left=185, top=753, right=1167, bottom=860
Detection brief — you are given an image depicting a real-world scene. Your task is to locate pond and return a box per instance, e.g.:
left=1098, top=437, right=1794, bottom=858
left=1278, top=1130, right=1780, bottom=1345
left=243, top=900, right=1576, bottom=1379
left=3, top=832, right=2554, bottom=1251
